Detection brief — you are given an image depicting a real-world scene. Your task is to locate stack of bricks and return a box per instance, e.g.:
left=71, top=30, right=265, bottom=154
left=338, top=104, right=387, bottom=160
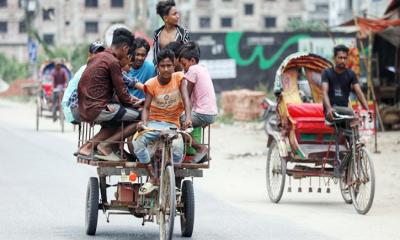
left=221, top=89, right=266, bottom=121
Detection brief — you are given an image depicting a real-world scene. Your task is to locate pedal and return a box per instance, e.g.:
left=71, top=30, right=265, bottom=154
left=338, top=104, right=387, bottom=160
left=298, top=187, right=302, bottom=193
left=317, top=187, right=322, bottom=193
left=308, top=187, right=312, bottom=193
left=326, top=187, right=331, bottom=193
left=288, top=187, right=292, bottom=192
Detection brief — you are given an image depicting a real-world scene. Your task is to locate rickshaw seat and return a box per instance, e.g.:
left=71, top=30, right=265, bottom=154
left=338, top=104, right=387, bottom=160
left=287, top=103, right=333, bottom=134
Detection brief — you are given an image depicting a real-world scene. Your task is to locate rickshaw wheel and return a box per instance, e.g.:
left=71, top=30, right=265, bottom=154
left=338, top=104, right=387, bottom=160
left=266, top=139, right=286, bottom=203
left=339, top=174, right=352, bottom=204
left=85, top=177, right=99, bottom=235
left=159, top=165, right=176, bottom=240
left=349, top=147, right=375, bottom=214
left=180, top=180, right=194, bottom=237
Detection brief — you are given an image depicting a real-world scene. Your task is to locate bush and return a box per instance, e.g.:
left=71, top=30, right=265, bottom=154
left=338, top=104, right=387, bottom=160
left=0, top=54, right=30, bottom=83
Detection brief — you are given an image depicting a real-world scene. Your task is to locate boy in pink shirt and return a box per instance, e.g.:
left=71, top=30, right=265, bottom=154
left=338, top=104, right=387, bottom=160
left=179, top=42, right=218, bottom=162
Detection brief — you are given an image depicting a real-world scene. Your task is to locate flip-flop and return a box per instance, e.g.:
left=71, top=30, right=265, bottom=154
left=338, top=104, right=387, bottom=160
left=139, top=182, right=158, bottom=195
left=193, top=149, right=208, bottom=163
left=77, top=153, right=95, bottom=160
left=94, top=152, right=122, bottom=162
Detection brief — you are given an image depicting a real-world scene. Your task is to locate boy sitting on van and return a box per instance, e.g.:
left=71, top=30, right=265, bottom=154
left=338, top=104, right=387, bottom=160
left=178, top=42, right=218, bottom=162
left=133, top=49, right=192, bottom=194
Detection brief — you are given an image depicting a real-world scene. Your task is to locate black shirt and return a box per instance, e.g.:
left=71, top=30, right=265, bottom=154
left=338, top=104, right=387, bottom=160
left=321, top=67, right=358, bottom=108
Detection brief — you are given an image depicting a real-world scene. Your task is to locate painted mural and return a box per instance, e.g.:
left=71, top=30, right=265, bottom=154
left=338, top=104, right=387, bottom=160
left=190, top=32, right=353, bottom=92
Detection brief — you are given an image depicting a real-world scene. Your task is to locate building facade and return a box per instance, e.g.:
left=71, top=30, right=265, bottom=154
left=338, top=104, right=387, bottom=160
left=329, top=0, right=391, bottom=27
left=176, top=0, right=305, bottom=32
left=0, top=0, right=156, bottom=62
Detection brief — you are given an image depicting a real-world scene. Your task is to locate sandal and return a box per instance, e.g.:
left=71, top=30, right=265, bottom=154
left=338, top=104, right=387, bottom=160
left=193, top=148, right=208, bottom=163
left=94, top=152, right=122, bottom=161
left=139, top=182, right=158, bottom=195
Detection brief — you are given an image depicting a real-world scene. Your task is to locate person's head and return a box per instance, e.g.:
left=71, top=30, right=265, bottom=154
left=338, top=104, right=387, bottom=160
left=157, top=49, right=175, bottom=83
left=333, top=44, right=349, bottom=69
left=165, top=41, right=183, bottom=71
left=88, top=40, right=105, bottom=57
left=156, top=0, right=179, bottom=26
left=178, top=41, right=200, bottom=72
left=111, top=28, right=134, bottom=61
left=55, top=62, right=62, bottom=71
left=132, top=38, right=150, bottom=69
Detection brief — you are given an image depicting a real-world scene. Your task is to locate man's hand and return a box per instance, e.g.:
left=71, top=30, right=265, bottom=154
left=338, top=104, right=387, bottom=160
left=132, top=99, right=145, bottom=107
left=182, top=119, right=192, bottom=130
left=137, top=121, right=147, bottom=131
left=327, top=107, right=335, bottom=121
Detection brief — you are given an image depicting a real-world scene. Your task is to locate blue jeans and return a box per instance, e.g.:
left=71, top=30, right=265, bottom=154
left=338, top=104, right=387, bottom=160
left=133, top=121, right=184, bottom=164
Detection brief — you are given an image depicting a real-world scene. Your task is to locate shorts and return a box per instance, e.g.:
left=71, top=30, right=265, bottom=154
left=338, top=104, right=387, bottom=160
left=94, top=103, right=140, bottom=127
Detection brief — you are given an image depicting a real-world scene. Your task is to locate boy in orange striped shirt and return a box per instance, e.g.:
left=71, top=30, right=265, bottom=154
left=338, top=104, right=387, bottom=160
left=133, top=49, right=192, bottom=194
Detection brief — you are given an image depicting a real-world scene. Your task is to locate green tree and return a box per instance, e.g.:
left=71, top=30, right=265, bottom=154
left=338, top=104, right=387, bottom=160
left=0, top=54, right=29, bottom=83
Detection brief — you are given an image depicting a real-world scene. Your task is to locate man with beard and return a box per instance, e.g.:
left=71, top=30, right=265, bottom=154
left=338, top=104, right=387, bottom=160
left=322, top=44, right=371, bottom=121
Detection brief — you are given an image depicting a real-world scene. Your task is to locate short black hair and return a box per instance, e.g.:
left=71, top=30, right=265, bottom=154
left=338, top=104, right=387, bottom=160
left=178, top=41, right=200, bottom=63
left=165, top=41, right=183, bottom=58
left=157, top=49, right=175, bottom=65
left=334, top=44, right=349, bottom=57
left=111, top=28, right=134, bottom=48
left=156, top=0, right=175, bottom=19
left=128, top=47, right=135, bottom=58
left=134, top=37, right=150, bottom=53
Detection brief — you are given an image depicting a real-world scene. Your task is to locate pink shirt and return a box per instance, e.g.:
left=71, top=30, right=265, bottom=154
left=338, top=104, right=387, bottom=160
left=185, top=64, right=218, bottom=115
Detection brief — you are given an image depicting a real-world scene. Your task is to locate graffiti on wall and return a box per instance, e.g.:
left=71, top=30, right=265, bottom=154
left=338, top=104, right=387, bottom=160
left=191, top=32, right=353, bottom=92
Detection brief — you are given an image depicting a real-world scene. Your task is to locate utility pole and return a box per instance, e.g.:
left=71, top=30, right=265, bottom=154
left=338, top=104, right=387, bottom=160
left=20, top=0, right=39, bottom=81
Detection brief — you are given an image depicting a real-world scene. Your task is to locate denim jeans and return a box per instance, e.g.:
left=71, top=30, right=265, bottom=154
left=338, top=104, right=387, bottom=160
left=133, top=121, right=184, bottom=164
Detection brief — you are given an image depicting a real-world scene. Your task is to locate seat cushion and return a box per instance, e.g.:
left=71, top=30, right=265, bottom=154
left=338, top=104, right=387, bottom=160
left=287, top=103, right=333, bottom=135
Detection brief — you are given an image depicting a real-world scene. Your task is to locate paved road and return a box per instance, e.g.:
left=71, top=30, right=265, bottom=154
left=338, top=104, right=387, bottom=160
left=0, top=100, right=329, bottom=240
left=0, top=100, right=399, bottom=240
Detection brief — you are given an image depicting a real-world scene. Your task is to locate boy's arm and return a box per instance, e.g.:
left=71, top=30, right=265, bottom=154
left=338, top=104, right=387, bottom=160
left=141, top=92, right=152, bottom=126
left=186, top=80, right=194, bottom=96
left=353, top=83, right=369, bottom=110
left=180, top=78, right=192, bottom=128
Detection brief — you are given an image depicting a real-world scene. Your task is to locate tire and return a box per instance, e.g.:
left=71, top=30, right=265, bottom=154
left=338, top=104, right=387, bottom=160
left=339, top=175, right=352, bottom=204
left=85, top=177, right=99, bottom=235
left=349, top=147, right=375, bottom=214
left=180, top=180, right=195, bottom=237
left=159, top=165, right=176, bottom=240
left=266, top=139, right=286, bottom=203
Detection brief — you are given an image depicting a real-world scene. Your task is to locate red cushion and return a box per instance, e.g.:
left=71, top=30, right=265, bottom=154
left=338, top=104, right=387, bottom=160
left=287, top=103, right=333, bottom=134
left=287, top=103, right=324, bottom=118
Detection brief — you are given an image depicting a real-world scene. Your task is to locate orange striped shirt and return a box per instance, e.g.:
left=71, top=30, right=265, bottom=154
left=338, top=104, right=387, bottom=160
left=144, top=72, right=184, bottom=127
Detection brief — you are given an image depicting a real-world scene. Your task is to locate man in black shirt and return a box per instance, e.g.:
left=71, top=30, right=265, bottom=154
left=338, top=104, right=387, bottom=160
left=322, top=44, right=371, bottom=121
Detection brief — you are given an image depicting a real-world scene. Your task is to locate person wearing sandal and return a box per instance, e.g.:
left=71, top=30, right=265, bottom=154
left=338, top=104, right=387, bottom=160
left=134, top=49, right=192, bottom=194
left=178, top=42, right=218, bottom=163
left=77, top=28, right=142, bottom=162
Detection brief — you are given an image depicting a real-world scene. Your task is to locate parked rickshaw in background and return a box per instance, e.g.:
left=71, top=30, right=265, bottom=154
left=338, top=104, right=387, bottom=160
left=35, top=60, right=72, bottom=132
left=265, top=52, right=375, bottom=214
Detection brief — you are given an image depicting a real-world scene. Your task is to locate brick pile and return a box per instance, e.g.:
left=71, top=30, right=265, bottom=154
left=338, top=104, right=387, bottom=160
left=0, top=79, right=36, bottom=97
left=221, top=89, right=266, bottom=121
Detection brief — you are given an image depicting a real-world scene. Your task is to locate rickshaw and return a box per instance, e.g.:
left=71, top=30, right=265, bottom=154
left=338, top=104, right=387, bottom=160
left=35, top=61, right=72, bottom=132
left=76, top=122, right=211, bottom=239
left=265, top=52, right=375, bottom=215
